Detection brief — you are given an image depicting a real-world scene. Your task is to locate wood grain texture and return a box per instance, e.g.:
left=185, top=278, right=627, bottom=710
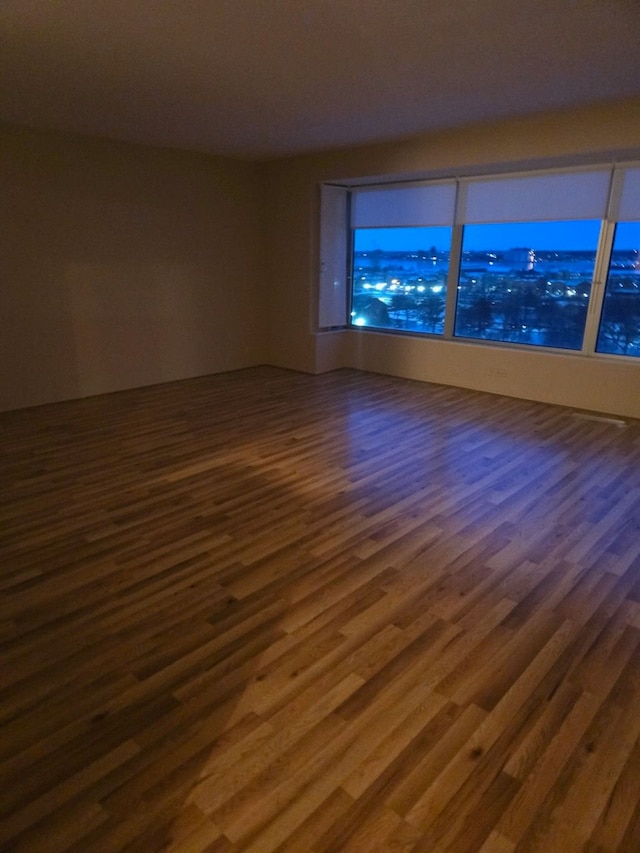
left=1, top=365, right=640, bottom=852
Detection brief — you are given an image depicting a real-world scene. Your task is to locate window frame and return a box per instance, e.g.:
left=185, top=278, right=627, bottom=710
left=319, top=162, right=640, bottom=362
left=452, top=217, right=604, bottom=353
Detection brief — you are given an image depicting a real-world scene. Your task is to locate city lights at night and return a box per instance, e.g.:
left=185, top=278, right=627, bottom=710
left=351, top=222, right=640, bottom=356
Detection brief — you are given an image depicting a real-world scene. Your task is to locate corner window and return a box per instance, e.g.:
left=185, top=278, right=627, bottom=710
left=321, top=162, right=640, bottom=361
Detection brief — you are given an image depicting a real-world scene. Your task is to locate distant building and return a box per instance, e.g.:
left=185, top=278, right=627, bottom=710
left=502, top=248, right=536, bottom=270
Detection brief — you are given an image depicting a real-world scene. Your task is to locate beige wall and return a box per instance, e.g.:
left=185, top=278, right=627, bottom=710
left=263, top=99, right=640, bottom=418
left=3, top=101, right=640, bottom=416
left=0, top=125, right=266, bottom=411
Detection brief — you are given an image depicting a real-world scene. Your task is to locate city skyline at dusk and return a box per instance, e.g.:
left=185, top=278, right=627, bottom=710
left=355, top=221, right=640, bottom=253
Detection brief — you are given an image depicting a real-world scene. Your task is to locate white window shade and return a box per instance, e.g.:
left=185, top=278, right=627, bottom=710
left=351, top=182, right=456, bottom=228
left=459, top=169, right=612, bottom=224
left=615, top=167, right=640, bottom=221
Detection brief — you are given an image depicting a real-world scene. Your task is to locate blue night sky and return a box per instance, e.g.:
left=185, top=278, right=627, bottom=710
left=354, top=221, right=640, bottom=252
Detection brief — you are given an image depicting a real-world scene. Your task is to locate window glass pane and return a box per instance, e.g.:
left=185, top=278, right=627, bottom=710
left=351, top=227, right=452, bottom=334
left=454, top=220, right=600, bottom=350
left=596, top=222, right=640, bottom=357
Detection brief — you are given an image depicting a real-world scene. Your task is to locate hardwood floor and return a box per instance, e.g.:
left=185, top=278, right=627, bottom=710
left=1, top=366, right=640, bottom=852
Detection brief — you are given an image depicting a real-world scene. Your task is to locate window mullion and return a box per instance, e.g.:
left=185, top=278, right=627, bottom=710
left=444, top=224, right=463, bottom=338
left=582, top=220, right=616, bottom=354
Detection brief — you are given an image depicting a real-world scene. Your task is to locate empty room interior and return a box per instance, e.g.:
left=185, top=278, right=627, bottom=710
left=2, top=2, right=640, bottom=851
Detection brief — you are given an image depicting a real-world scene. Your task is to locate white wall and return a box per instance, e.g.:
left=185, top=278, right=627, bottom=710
left=0, top=125, right=266, bottom=411
left=344, top=332, right=640, bottom=418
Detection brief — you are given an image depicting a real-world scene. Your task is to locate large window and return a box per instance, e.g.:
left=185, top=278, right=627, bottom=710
left=331, top=163, right=640, bottom=360
left=351, top=226, right=452, bottom=334
left=455, top=220, right=600, bottom=350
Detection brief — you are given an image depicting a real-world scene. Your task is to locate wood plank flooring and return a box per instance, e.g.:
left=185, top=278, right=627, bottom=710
left=1, top=366, right=640, bottom=852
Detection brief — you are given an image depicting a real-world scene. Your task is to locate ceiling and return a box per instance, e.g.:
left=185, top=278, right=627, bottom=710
left=1, top=0, right=640, bottom=161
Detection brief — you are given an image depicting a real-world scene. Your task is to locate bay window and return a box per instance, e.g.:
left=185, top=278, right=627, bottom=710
left=319, top=162, right=640, bottom=360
